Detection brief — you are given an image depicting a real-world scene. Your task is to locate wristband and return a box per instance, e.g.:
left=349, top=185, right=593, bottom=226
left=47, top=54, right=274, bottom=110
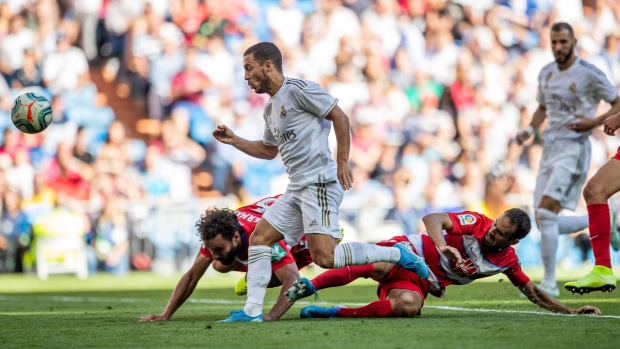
left=522, top=125, right=534, bottom=135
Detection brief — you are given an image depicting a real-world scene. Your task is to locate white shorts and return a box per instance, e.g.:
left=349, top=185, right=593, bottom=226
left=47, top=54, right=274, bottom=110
left=534, top=139, right=590, bottom=211
left=263, top=182, right=343, bottom=246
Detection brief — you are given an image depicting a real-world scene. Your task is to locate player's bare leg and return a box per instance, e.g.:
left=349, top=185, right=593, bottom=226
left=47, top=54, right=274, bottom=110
left=300, top=288, right=423, bottom=319
left=536, top=195, right=562, bottom=296
left=219, top=218, right=283, bottom=322
left=565, top=158, right=620, bottom=294
left=386, top=289, right=423, bottom=318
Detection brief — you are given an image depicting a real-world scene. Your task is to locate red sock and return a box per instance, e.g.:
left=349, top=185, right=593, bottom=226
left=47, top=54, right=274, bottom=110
left=587, top=203, right=612, bottom=268
left=311, top=264, right=374, bottom=290
left=336, top=299, right=396, bottom=318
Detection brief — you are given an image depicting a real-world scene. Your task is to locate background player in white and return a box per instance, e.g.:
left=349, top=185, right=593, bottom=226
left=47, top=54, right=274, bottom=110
left=212, top=42, right=428, bottom=322
left=516, top=23, right=620, bottom=296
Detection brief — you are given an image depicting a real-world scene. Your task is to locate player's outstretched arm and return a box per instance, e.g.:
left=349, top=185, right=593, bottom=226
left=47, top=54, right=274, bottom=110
left=139, top=252, right=212, bottom=322
left=516, top=105, right=546, bottom=145
left=264, top=263, right=301, bottom=321
left=519, top=282, right=601, bottom=315
left=325, top=105, right=353, bottom=191
left=569, top=97, right=620, bottom=132
left=212, top=125, right=279, bottom=160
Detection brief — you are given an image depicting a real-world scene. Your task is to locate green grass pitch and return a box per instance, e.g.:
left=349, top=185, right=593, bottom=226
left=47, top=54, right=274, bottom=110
left=1, top=269, right=619, bottom=349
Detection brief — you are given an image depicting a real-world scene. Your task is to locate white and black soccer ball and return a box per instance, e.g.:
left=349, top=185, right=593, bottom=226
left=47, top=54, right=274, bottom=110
left=10, top=92, right=53, bottom=134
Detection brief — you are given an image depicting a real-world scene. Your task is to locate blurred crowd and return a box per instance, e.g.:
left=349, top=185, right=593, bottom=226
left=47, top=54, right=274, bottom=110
left=1, top=0, right=620, bottom=277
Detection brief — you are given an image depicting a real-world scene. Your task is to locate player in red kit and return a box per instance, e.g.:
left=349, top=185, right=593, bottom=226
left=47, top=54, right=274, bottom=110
left=139, top=196, right=313, bottom=322
left=565, top=111, right=620, bottom=294
left=286, top=208, right=601, bottom=318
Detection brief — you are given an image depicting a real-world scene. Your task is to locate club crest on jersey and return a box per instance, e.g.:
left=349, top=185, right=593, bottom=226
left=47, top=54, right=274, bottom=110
left=280, top=105, right=287, bottom=118
left=458, top=214, right=476, bottom=225
left=267, top=102, right=273, bottom=116
left=545, top=71, right=553, bottom=81
left=568, top=82, right=576, bottom=93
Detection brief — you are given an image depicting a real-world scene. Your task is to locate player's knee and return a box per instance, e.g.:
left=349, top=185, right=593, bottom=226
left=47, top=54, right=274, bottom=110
left=249, top=223, right=281, bottom=246
left=391, top=293, right=422, bottom=318
left=583, top=181, right=607, bottom=203
left=312, top=254, right=335, bottom=269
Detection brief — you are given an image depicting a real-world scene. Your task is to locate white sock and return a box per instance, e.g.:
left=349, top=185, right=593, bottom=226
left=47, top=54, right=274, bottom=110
left=537, top=208, right=559, bottom=289
left=333, top=242, right=401, bottom=268
left=557, top=215, right=589, bottom=235
left=243, top=245, right=272, bottom=317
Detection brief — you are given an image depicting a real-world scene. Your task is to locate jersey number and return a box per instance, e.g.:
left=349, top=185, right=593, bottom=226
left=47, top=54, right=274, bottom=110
left=250, top=198, right=276, bottom=214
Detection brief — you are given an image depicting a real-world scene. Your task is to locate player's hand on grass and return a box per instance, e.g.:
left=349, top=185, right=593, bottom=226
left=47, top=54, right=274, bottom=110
left=139, top=314, right=168, bottom=322
left=603, top=113, right=620, bottom=136
left=213, top=125, right=236, bottom=144
left=337, top=161, right=353, bottom=190
left=439, top=245, right=464, bottom=269
left=574, top=306, right=601, bottom=315
left=567, top=114, right=596, bottom=132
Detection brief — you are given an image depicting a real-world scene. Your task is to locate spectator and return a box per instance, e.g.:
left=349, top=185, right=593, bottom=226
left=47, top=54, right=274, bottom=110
left=90, top=198, right=130, bottom=276
left=42, top=31, right=90, bottom=93
left=74, top=0, right=103, bottom=61
left=0, top=14, right=34, bottom=81
left=11, top=50, right=43, bottom=88
left=148, top=22, right=184, bottom=120
left=169, top=46, right=212, bottom=144
left=0, top=190, right=31, bottom=273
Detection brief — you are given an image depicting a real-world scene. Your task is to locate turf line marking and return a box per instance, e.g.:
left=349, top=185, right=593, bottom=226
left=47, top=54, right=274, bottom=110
left=424, top=305, right=620, bottom=319
left=2, top=295, right=619, bottom=319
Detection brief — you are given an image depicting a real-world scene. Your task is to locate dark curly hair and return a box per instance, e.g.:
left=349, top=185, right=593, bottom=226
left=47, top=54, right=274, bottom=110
left=504, top=208, right=532, bottom=240
left=195, top=207, right=243, bottom=242
left=243, top=42, right=283, bottom=73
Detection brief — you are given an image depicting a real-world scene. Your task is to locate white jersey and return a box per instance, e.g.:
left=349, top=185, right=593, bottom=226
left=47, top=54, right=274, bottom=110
left=537, top=57, right=618, bottom=141
left=263, top=77, right=339, bottom=191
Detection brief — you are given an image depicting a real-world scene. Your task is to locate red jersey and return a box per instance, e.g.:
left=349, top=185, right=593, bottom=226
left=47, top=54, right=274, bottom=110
left=378, top=211, right=529, bottom=298
left=199, top=196, right=298, bottom=272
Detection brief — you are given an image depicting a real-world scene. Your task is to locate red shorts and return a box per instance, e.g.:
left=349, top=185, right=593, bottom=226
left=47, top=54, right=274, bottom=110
left=293, top=249, right=313, bottom=270
left=377, top=264, right=429, bottom=304
left=613, top=146, right=620, bottom=161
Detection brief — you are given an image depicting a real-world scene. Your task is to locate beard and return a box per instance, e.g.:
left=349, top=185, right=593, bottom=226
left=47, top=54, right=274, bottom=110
left=555, top=44, right=574, bottom=64
left=217, top=242, right=242, bottom=265
left=253, top=70, right=270, bottom=94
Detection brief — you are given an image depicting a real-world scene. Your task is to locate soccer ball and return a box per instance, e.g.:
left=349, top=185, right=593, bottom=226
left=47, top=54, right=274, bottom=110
left=11, top=92, right=53, bottom=134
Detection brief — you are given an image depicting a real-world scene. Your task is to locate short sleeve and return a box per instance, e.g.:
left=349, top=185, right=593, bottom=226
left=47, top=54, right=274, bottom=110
left=290, top=80, right=339, bottom=119
left=589, top=67, right=618, bottom=103
left=447, top=211, right=488, bottom=236
left=504, top=263, right=530, bottom=287
left=199, top=243, right=212, bottom=258
left=536, top=70, right=546, bottom=105
left=263, top=123, right=278, bottom=146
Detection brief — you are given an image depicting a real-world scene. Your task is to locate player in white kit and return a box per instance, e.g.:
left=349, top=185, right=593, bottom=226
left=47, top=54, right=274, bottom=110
left=516, top=23, right=620, bottom=296
left=213, top=42, right=429, bottom=322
